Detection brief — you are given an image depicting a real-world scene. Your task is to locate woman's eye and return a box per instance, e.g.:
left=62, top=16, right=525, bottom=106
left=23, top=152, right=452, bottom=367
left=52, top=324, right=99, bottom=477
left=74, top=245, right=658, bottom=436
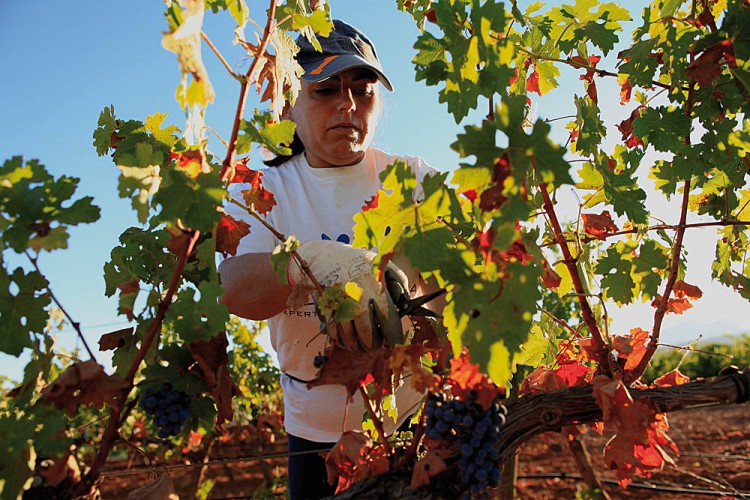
left=314, top=88, right=337, bottom=96
left=352, top=87, right=374, bottom=97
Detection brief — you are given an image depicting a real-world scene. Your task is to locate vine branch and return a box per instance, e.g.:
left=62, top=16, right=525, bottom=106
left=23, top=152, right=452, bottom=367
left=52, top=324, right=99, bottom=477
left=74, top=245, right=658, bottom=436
left=81, top=229, right=202, bottom=492
left=24, top=250, right=97, bottom=362
left=538, top=181, right=613, bottom=374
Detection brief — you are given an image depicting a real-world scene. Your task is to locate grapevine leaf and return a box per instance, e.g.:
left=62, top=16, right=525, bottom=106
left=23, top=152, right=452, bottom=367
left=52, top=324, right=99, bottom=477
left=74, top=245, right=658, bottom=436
left=0, top=267, right=50, bottom=356
left=444, top=258, right=542, bottom=387
left=325, top=430, right=390, bottom=494
left=188, top=331, right=242, bottom=425
left=411, top=449, right=448, bottom=490
left=166, top=283, right=229, bottom=343
left=205, top=0, right=248, bottom=26
left=162, top=0, right=215, bottom=108
left=153, top=164, right=224, bottom=232
left=270, top=236, right=299, bottom=286
left=448, top=352, right=501, bottom=410
left=574, top=95, right=605, bottom=155
left=612, top=327, right=650, bottom=373
left=236, top=112, right=296, bottom=157
left=653, top=368, right=689, bottom=387
left=308, top=344, right=393, bottom=401
left=40, top=360, right=129, bottom=417
left=215, top=213, right=251, bottom=258
left=592, top=376, right=677, bottom=487
left=238, top=168, right=277, bottom=216
left=0, top=413, right=36, bottom=498
left=581, top=211, right=618, bottom=239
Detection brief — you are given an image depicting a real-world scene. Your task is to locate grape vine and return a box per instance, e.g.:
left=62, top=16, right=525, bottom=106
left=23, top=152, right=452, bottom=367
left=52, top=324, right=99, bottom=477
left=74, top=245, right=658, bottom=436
left=1, top=0, right=749, bottom=498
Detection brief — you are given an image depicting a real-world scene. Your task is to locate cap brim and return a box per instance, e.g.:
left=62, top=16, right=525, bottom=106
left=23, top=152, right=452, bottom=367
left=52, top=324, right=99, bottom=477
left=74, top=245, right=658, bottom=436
left=299, top=54, right=394, bottom=92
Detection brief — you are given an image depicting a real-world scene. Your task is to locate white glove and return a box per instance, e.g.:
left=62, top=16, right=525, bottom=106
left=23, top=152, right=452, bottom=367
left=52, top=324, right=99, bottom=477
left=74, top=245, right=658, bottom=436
left=288, top=240, right=409, bottom=351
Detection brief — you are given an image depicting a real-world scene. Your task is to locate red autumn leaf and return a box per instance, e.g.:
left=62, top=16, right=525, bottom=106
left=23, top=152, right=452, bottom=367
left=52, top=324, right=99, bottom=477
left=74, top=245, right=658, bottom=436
left=461, top=189, right=477, bottom=202
left=581, top=211, right=619, bottom=240
left=651, top=281, right=702, bottom=315
left=325, top=431, right=390, bottom=493
left=229, top=161, right=277, bottom=215
left=592, top=375, right=677, bottom=487
left=616, top=108, right=645, bottom=148
left=620, top=76, right=632, bottom=105
left=40, top=360, right=129, bottom=416
left=612, top=327, right=650, bottom=373
left=308, top=344, right=394, bottom=401
left=188, top=331, right=242, bottom=426
left=448, top=351, right=501, bottom=410
left=389, top=343, right=436, bottom=393
left=573, top=54, right=601, bottom=104
left=362, top=193, right=379, bottom=212
left=526, top=65, right=541, bottom=95
left=117, top=279, right=139, bottom=296
left=555, top=360, right=590, bottom=387
left=577, top=337, right=600, bottom=363
left=688, top=40, right=736, bottom=87
left=424, top=8, right=438, bottom=24
left=171, top=149, right=209, bottom=178
left=411, top=449, right=448, bottom=489
left=478, top=155, right=512, bottom=211
left=215, top=212, right=251, bottom=257
left=520, top=359, right=591, bottom=396
left=673, top=280, right=703, bottom=300
left=541, top=259, right=562, bottom=291
left=653, top=368, right=690, bottom=388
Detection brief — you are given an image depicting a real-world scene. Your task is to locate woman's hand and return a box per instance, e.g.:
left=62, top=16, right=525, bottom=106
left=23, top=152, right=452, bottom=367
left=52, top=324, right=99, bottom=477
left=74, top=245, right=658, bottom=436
left=289, top=240, right=408, bottom=351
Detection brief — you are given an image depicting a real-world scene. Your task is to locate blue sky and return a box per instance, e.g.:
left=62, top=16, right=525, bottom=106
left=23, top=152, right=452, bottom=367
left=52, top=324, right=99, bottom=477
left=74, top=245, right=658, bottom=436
left=1, top=1, right=747, bottom=379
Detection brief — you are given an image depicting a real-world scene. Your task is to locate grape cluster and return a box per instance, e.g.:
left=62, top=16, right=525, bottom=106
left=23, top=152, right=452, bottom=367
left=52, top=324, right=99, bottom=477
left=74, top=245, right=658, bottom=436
left=424, top=392, right=507, bottom=497
left=139, top=383, right=191, bottom=439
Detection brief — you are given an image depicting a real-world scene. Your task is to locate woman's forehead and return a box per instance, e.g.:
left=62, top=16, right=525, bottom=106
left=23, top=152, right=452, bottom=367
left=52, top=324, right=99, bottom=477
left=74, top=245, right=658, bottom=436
left=310, top=68, right=379, bottom=84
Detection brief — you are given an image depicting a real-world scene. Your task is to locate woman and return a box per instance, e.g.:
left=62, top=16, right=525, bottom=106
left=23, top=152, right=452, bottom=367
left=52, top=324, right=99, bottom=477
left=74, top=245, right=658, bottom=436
left=219, top=19, right=439, bottom=499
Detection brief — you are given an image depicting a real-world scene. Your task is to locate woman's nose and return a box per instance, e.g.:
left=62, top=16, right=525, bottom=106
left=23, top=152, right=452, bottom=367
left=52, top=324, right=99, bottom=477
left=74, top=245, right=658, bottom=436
left=336, top=87, right=356, bottom=112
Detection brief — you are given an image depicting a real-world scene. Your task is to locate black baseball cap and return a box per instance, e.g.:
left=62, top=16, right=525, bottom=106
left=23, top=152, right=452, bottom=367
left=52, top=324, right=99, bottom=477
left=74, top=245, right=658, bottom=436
left=295, top=19, right=394, bottom=92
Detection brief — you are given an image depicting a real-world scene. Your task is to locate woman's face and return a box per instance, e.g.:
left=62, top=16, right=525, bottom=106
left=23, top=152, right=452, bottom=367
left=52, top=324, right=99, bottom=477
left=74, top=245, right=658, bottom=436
left=288, top=68, right=381, bottom=168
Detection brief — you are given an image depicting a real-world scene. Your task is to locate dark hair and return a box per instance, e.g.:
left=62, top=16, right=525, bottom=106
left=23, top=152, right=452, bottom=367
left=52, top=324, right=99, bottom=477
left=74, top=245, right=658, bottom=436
left=263, top=132, right=305, bottom=167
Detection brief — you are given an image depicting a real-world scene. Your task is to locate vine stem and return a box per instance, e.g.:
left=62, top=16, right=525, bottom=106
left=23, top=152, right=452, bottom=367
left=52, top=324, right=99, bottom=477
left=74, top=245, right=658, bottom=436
left=359, top=386, right=392, bottom=456
left=82, top=230, right=202, bottom=491
left=220, top=0, right=277, bottom=179
left=23, top=250, right=97, bottom=362
left=201, top=32, right=238, bottom=79
left=628, top=37, right=699, bottom=381
left=540, top=219, right=750, bottom=248
left=538, top=181, right=613, bottom=374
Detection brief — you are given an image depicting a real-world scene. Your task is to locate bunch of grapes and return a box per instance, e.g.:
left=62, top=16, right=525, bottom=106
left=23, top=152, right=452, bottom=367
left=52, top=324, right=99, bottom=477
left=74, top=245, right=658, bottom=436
left=424, top=392, right=507, bottom=497
left=139, top=383, right=191, bottom=439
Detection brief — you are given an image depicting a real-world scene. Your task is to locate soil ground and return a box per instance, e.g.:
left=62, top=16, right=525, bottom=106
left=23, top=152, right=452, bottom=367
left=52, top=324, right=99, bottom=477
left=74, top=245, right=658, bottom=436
left=99, top=404, right=750, bottom=499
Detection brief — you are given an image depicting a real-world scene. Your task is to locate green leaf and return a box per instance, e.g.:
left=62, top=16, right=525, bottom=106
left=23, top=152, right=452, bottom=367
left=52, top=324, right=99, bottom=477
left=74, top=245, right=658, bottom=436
left=0, top=267, right=50, bottom=356
left=205, top=0, right=248, bottom=25
left=166, top=283, right=229, bottom=343
left=633, top=105, right=691, bottom=153
left=595, top=238, right=669, bottom=305
left=270, top=236, right=300, bottom=285
left=236, top=111, right=296, bottom=156
left=574, top=95, right=605, bottom=155
left=444, top=258, right=542, bottom=386
left=0, top=413, right=36, bottom=498
left=153, top=166, right=224, bottom=232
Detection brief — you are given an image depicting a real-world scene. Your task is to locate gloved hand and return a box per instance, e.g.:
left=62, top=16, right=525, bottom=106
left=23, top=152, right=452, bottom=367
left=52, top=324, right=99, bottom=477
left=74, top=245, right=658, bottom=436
left=288, top=240, right=408, bottom=351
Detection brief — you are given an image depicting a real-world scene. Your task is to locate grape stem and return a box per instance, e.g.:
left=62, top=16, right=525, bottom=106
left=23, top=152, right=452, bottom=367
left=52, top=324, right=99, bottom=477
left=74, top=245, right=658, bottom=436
left=359, top=386, right=392, bottom=456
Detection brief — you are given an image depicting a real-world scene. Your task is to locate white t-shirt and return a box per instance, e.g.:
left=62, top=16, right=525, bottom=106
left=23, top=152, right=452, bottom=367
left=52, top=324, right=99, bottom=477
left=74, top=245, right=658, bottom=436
left=225, top=147, right=437, bottom=442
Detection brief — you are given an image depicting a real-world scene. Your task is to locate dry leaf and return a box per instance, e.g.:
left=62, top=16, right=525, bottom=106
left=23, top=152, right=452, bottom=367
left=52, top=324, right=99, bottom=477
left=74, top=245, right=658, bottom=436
left=40, top=360, right=129, bottom=416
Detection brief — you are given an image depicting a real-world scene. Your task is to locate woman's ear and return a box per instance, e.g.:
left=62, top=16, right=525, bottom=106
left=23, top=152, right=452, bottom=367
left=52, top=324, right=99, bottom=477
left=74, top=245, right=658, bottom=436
left=280, top=102, right=293, bottom=121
